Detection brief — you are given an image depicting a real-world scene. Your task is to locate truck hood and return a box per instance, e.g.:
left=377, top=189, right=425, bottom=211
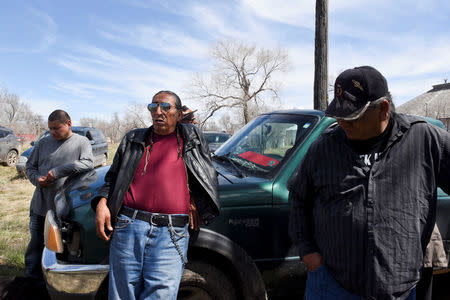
left=61, top=166, right=110, bottom=211
left=213, top=161, right=269, bottom=185
left=60, top=159, right=273, bottom=214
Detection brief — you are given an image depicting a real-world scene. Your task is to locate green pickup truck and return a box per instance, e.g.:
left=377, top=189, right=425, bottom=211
left=41, top=109, right=450, bottom=299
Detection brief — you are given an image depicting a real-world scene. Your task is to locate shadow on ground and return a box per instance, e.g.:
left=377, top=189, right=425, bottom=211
left=0, top=276, right=50, bottom=300
left=0, top=272, right=449, bottom=299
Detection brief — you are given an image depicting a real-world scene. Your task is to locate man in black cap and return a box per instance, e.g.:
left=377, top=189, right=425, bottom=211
left=289, top=66, right=450, bottom=300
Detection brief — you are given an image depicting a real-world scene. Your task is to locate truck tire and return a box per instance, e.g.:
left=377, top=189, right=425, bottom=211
left=178, top=261, right=236, bottom=300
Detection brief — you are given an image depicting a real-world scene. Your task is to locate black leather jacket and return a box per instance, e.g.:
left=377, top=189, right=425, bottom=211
left=91, top=123, right=220, bottom=226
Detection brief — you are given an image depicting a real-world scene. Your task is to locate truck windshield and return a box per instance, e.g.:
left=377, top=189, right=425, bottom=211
left=214, top=113, right=318, bottom=177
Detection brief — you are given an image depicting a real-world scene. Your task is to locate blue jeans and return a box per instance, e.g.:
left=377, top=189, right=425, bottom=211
left=305, top=264, right=416, bottom=300
left=109, top=211, right=189, bottom=300
left=25, top=211, right=45, bottom=279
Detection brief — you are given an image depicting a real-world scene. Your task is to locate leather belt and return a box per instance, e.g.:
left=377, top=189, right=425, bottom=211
left=120, top=207, right=189, bottom=227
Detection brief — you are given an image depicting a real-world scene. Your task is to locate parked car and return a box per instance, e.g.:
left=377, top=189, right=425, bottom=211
left=16, top=127, right=108, bottom=176
left=0, top=126, right=21, bottom=167
left=204, top=131, right=231, bottom=152
left=41, top=111, right=450, bottom=299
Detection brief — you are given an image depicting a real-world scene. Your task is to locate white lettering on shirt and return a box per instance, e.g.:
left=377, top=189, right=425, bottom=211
left=359, top=153, right=381, bottom=166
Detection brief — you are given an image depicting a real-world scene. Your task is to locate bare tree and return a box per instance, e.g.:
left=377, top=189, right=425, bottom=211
left=107, top=112, right=124, bottom=143
left=190, top=40, right=290, bottom=126
left=76, top=102, right=151, bottom=144
left=80, top=113, right=132, bottom=143
left=31, top=114, right=46, bottom=139
left=122, top=102, right=152, bottom=133
left=0, top=87, right=44, bottom=136
left=218, top=115, right=234, bottom=134
left=0, top=87, right=21, bottom=125
left=202, top=120, right=221, bottom=132
left=79, top=117, right=98, bottom=128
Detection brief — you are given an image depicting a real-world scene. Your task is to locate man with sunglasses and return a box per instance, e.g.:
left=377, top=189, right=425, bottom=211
left=289, top=66, right=450, bottom=300
left=93, top=91, right=219, bottom=300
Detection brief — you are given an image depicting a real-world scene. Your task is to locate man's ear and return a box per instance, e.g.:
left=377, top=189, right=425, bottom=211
left=379, top=100, right=390, bottom=121
left=67, top=119, right=72, bottom=128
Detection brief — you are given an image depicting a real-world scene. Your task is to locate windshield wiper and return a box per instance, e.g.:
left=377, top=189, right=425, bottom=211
left=212, top=152, right=246, bottom=178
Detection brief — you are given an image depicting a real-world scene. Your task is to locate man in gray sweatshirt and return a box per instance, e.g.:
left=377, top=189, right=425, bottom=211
left=25, top=109, right=93, bottom=281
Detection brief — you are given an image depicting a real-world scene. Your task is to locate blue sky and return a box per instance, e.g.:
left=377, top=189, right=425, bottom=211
left=1, top=0, right=449, bottom=125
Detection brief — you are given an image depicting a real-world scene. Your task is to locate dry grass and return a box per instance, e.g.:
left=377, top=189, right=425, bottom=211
left=0, top=143, right=119, bottom=276
left=107, top=143, right=119, bottom=165
left=0, top=165, right=33, bottom=276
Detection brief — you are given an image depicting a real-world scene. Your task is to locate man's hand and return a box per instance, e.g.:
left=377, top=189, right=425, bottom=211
left=38, top=176, right=51, bottom=187
left=189, top=197, right=202, bottom=230
left=46, top=170, right=56, bottom=183
left=38, top=171, right=56, bottom=187
left=302, top=252, right=323, bottom=272
left=95, top=198, right=113, bottom=241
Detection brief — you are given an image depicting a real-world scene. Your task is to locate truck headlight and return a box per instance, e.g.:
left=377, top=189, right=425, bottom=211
left=44, top=210, right=63, bottom=253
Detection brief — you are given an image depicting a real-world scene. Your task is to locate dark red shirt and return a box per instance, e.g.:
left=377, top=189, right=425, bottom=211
left=123, top=131, right=190, bottom=214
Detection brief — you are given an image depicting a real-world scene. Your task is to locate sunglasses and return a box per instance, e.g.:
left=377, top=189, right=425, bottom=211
left=147, top=102, right=174, bottom=112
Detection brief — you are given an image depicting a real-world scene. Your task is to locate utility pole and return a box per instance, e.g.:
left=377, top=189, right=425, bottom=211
left=314, top=0, right=328, bottom=110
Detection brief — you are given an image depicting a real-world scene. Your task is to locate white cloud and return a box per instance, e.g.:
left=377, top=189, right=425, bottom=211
left=49, top=81, right=125, bottom=99
left=28, top=7, right=57, bottom=52
left=0, top=7, right=56, bottom=53
left=94, top=19, right=210, bottom=60
left=241, top=0, right=315, bottom=28
left=239, top=0, right=393, bottom=30
left=51, top=44, right=196, bottom=106
left=189, top=3, right=247, bottom=40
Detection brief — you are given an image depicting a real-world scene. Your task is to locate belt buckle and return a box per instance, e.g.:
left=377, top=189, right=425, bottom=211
left=149, top=214, right=158, bottom=226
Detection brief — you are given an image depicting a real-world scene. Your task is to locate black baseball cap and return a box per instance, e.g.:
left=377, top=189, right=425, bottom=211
left=325, top=66, right=389, bottom=120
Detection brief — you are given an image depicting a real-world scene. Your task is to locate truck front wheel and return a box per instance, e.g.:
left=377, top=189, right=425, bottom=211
left=178, top=261, right=237, bottom=300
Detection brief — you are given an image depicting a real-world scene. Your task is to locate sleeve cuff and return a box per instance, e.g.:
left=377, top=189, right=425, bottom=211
left=50, top=168, right=59, bottom=179
left=297, top=243, right=320, bottom=259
